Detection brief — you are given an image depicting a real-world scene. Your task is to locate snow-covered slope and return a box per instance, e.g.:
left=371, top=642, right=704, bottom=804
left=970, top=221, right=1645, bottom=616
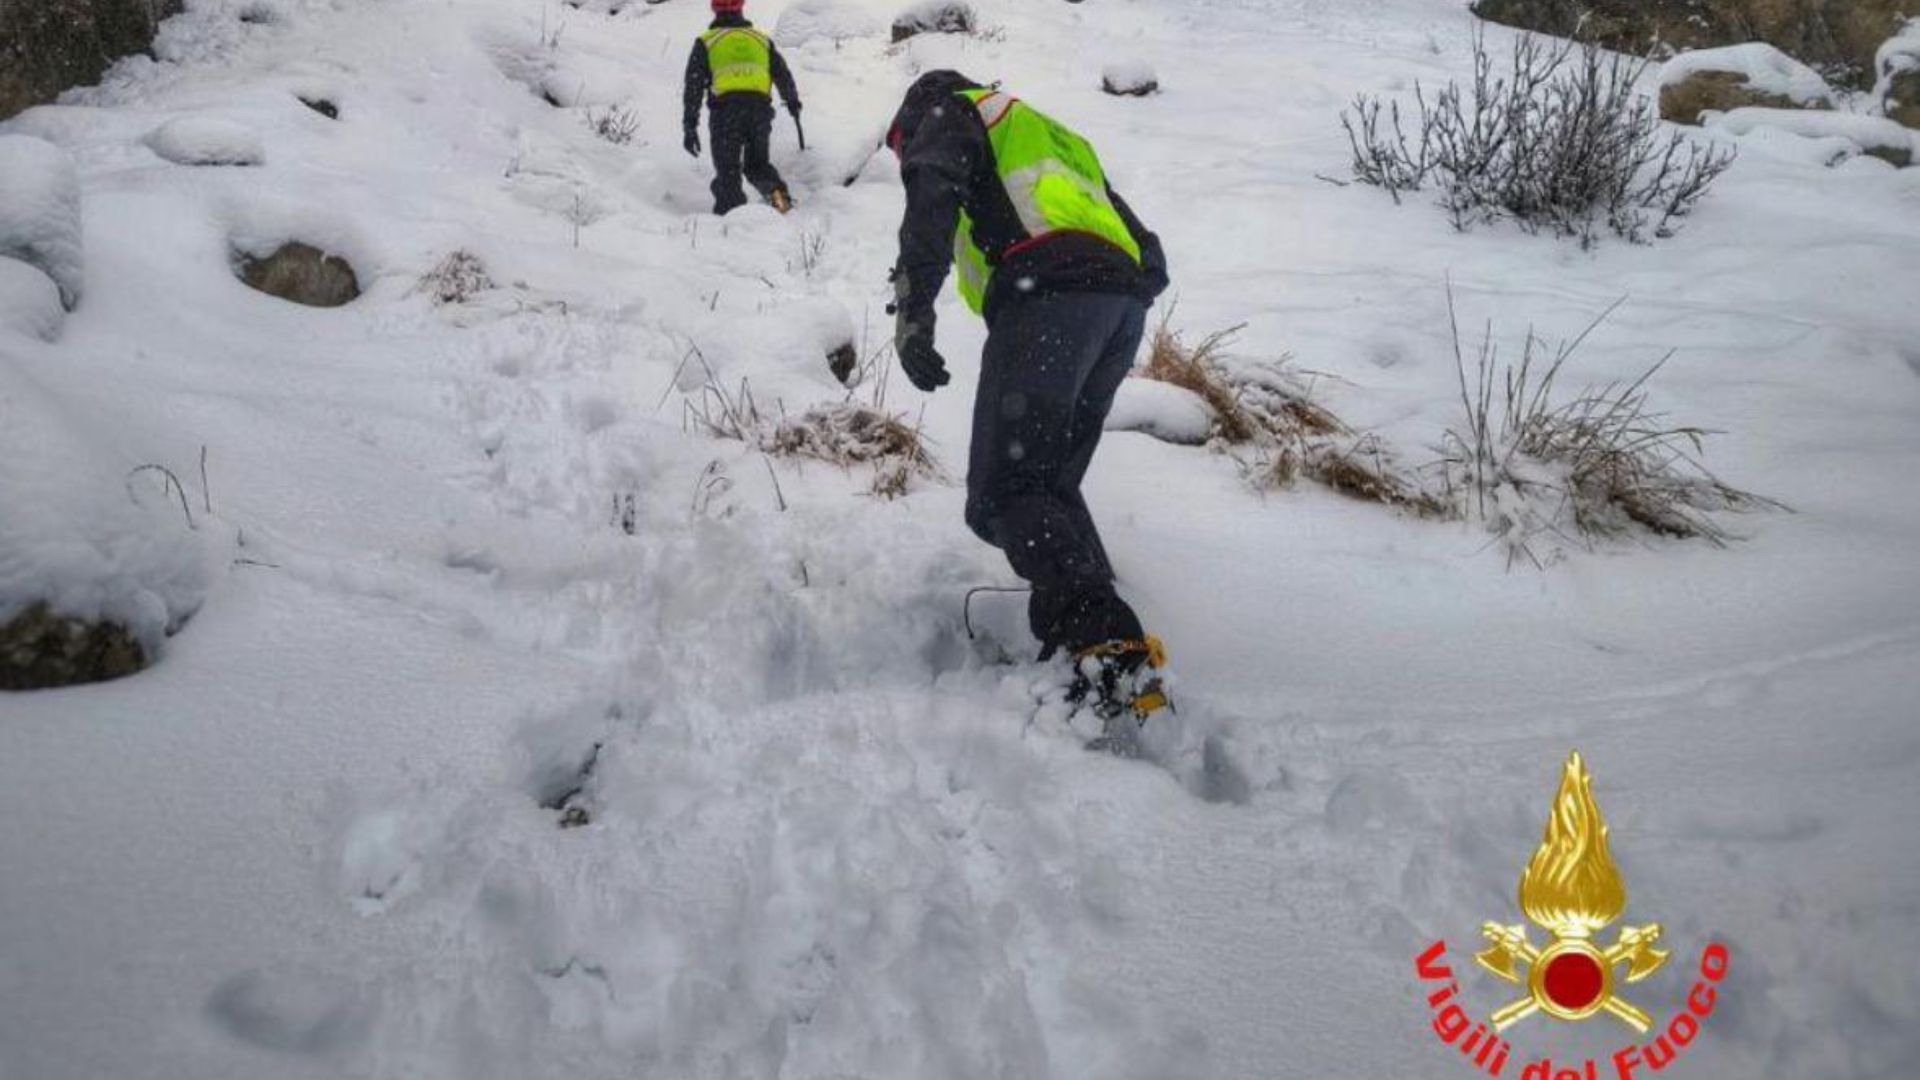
left=3, top=1, right=1918, bottom=1078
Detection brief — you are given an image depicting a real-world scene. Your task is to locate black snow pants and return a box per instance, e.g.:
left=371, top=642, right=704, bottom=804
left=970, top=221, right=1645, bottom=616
left=708, top=96, right=786, bottom=215
left=965, top=291, right=1149, bottom=657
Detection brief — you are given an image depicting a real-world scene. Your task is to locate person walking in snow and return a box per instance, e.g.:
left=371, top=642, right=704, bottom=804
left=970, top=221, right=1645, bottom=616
left=885, top=71, right=1173, bottom=753
left=682, top=0, right=802, bottom=216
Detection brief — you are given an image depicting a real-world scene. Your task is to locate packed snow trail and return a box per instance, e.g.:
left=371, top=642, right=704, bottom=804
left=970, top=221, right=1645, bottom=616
left=4, top=2, right=1920, bottom=1079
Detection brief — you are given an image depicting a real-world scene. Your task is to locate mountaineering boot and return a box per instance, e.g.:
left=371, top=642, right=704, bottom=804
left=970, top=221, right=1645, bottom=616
left=1071, top=636, right=1171, bottom=757
left=769, top=187, right=793, bottom=214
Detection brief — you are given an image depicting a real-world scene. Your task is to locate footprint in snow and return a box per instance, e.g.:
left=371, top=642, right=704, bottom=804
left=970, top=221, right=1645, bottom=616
left=204, top=969, right=373, bottom=1058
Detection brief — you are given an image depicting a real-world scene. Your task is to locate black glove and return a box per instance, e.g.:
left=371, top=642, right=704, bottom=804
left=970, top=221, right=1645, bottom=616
left=787, top=100, right=802, bottom=116
left=683, top=129, right=701, bottom=158
left=897, top=329, right=950, bottom=392
left=889, top=266, right=950, bottom=392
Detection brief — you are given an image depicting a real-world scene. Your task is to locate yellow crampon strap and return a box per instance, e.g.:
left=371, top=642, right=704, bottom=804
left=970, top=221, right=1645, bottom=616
left=1075, top=635, right=1170, bottom=720
left=1076, top=635, right=1167, bottom=669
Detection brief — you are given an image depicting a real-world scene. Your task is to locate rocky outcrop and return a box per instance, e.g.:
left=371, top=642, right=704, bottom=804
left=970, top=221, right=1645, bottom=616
left=1658, top=44, right=1835, bottom=124
left=0, top=0, right=185, bottom=120
left=1473, top=0, right=1917, bottom=88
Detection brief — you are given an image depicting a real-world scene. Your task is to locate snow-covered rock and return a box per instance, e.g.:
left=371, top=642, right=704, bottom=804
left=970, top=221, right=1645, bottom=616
left=145, top=115, right=264, bottom=167
left=1659, top=44, right=1834, bottom=126
left=1101, top=61, right=1160, bottom=97
left=1708, top=107, right=1919, bottom=167
left=0, top=363, right=208, bottom=680
left=1105, top=378, right=1215, bottom=445
left=1878, top=22, right=1920, bottom=129
left=0, top=256, right=65, bottom=342
left=0, top=134, right=84, bottom=310
left=891, top=0, right=975, bottom=43
left=775, top=0, right=883, bottom=47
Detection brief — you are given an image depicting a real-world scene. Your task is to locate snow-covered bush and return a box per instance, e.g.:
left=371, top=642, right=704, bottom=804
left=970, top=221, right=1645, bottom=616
left=680, top=365, right=943, bottom=499
left=1435, top=297, right=1780, bottom=566
left=1658, top=44, right=1835, bottom=126
left=0, top=257, right=65, bottom=341
left=891, top=0, right=976, bottom=44
left=0, top=365, right=208, bottom=688
left=146, top=116, right=265, bottom=166
left=583, top=104, right=640, bottom=145
left=1342, top=32, right=1736, bottom=246
left=775, top=0, right=882, bottom=47
left=1102, top=61, right=1160, bottom=97
left=0, top=134, right=84, bottom=309
left=764, top=404, right=942, bottom=499
left=413, top=250, right=495, bottom=305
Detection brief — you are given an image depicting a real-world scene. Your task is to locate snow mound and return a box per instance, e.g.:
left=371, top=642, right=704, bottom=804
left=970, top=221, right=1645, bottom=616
left=775, top=0, right=883, bottom=47
left=0, top=134, right=84, bottom=310
left=146, top=116, right=266, bottom=167
left=1708, top=107, right=1918, bottom=165
left=0, top=257, right=65, bottom=342
left=1101, top=61, right=1160, bottom=97
left=680, top=297, right=858, bottom=390
left=1105, top=378, right=1214, bottom=445
left=0, top=364, right=209, bottom=656
left=1660, top=43, right=1835, bottom=106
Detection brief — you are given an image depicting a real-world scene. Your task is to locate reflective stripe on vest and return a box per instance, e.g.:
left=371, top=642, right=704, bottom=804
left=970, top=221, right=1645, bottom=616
left=951, top=89, right=1143, bottom=317
left=702, top=28, right=773, bottom=96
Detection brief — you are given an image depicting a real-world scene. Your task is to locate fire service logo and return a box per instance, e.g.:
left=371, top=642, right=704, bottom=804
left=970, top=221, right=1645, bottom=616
left=1414, top=752, right=1732, bottom=1079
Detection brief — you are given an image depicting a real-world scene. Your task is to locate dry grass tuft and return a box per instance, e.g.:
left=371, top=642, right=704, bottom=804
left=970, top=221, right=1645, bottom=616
left=1142, top=321, right=1260, bottom=444
left=1141, top=318, right=1347, bottom=448
left=1436, top=289, right=1784, bottom=566
left=764, top=404, right=938, bottom=474
left=1304, top=437, right=1451, bottom=518
left=1136, top=315, right=1351, bottom=445
left=1142, top=316, right=1442, bottom=516
left=678, top=345, right=942, bottom=501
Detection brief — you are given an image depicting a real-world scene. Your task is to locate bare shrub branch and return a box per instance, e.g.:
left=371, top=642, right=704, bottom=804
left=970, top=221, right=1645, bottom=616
left=1342, top=29, right=1736, bottom=246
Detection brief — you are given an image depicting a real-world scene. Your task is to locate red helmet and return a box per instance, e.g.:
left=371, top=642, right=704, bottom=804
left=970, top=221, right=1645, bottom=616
left=712, top=0, right=745, bottom=13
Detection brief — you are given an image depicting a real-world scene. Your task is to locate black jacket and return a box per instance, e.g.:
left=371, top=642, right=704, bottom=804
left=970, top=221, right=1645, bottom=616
left=683, top=15, right=800, bottom=133
left=890, top=71, right=1168, bottom=329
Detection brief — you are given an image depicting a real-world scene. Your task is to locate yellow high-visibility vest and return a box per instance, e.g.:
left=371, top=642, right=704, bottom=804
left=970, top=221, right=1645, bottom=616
left=701, top=28, right=773, bottom=96
left=951, top=89, right=1142, bottom=316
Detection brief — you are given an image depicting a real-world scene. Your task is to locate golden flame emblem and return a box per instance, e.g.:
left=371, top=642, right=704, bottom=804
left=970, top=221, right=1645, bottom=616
left=1476, top=752, right=1669, bottom=1032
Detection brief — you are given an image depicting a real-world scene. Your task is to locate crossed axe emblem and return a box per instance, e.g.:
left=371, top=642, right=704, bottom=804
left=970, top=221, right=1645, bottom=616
left=1477, top=922, right=1669, bottom=1032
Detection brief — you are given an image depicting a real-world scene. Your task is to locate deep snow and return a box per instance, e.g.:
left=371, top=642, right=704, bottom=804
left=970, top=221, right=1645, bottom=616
left=3, top=1, right=1919, bottom=1079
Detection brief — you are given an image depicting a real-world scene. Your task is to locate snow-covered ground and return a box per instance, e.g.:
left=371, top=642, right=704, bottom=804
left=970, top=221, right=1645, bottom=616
left=3, top=1, right=1919, bottom=1078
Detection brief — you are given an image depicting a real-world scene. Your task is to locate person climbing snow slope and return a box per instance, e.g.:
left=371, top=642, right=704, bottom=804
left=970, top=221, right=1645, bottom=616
left=885, top=70, right=1173, bottom=754
left=682, top=0, right=802, bottom=215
